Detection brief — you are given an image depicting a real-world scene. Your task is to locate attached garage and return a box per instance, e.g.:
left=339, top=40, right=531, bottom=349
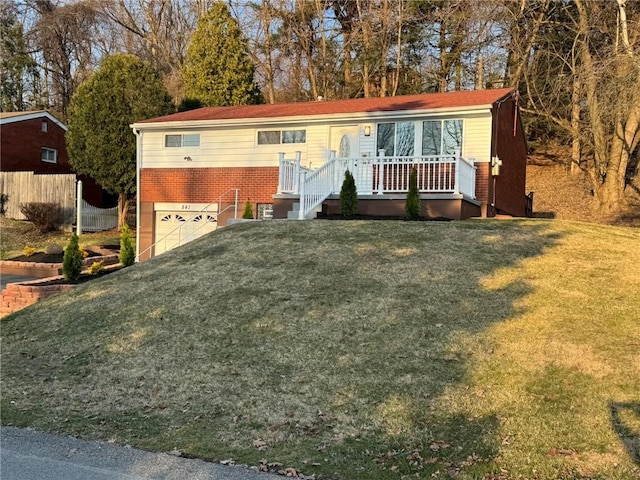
left=153, top=203, right=218, bottom=255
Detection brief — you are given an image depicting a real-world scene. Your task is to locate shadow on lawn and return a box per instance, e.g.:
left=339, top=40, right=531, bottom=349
left=610, top=401, right=640, bottom=466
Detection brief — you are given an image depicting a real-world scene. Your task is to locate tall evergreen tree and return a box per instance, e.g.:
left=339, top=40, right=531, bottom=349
left=66, top=54, right=174, bottom=228
left=0, top=10, right=40, bottom=111
left=182, top=1, right=262, bottom=106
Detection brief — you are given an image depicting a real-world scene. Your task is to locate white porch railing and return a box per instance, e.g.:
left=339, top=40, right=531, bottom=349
left=278, top=149, right=476, bottom=220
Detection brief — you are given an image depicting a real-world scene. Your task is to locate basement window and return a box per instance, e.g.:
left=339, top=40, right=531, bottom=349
left=257, top=203, right=273, bottom=220
left=41, top=147, right=57, bottom=163
left=257, top=130, right=306, bottom=145
left=165, top=134, right=200, bottom=147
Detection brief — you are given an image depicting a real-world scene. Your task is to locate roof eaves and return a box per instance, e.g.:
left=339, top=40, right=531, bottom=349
left=132, top=104, right=495, bottom=130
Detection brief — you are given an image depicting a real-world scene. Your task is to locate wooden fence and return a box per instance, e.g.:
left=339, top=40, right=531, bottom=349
left=0, top=171, right=76, bottom=222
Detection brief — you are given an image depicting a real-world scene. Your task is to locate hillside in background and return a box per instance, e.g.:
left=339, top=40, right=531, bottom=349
left=526, top=156, right=640, bottom=227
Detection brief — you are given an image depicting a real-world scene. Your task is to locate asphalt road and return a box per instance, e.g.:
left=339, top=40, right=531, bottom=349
left=0, top=274, right=38, bottom=292
left=0, top=427, right=283, bottom=480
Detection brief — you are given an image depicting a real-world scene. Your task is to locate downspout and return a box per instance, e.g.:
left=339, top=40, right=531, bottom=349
left=133, top=127, right=142, bottom=262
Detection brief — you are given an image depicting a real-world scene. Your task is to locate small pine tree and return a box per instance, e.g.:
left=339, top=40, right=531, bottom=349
left=242, top=199, right=254, bottom=219
left=405, top=167, right=421, bottom=220
left=340, top=170, right=358, bottom=217
left=63, top=233, right=83, bottom=281
left=119, top=223, right=135, bottom=266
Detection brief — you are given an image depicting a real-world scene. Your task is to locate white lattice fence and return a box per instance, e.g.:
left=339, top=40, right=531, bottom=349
left=81, top=200, right=118, bottom=232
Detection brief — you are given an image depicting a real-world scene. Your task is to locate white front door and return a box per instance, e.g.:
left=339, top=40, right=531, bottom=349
left=330, top=126, right=373, bottom=194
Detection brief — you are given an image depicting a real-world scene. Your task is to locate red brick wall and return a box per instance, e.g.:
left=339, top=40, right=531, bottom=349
left=1, top=117, right=70, bottom=173
left=140, top=167, right=279, bottom=204
left=138, top=167, right=280, bottom=260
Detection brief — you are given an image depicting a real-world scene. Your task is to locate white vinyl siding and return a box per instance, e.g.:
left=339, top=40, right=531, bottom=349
left=138, top=112, right=493, bottom=169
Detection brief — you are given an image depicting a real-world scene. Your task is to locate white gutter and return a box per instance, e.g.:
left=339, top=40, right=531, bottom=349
left=131, top=104, right=495, bottom=131
left=132, top=126, right=142, bottom=262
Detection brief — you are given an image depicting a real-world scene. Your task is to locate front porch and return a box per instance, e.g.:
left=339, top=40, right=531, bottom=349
left=272, top=150, right=482, bottom=220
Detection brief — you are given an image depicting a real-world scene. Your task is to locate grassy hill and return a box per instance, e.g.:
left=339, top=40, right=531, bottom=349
left=2, top=219, right=639, bottom=479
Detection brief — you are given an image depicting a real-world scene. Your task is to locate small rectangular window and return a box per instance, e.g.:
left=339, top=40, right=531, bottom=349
left=258, top=131, right=282, bottom=145
left=282, top=130, right=306, bottom=144
left=41, top=121, right=48, bottom=132
left=41, top=147, right=57, bottom=163
left=165, top=134, right=200, bottom=147
left=257, top=130, right=306, bottom=145
left=182, top=134, right=200, bottom=147
left=257, top=203, right=274, bottom=220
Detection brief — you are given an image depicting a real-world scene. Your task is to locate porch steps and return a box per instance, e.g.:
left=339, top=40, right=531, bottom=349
left=286, top=202, right=323, bottom=220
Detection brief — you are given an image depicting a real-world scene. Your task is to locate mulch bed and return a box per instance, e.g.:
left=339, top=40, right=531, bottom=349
left=9, top=245, right=119, bottom=264
left=32, top=268, right=122, bottom=286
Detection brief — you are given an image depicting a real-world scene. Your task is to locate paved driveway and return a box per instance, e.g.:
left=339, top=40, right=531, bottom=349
left=1, top=427, right=282, bottom=480
left=1, top=274, right=39, bottom=292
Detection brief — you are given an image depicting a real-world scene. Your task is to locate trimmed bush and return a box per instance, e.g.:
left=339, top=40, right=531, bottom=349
left=0, top=193, right=8, bottom=216
left=88, top=260, right=105, bottom=275
left=340, top=170, right=358, bottom=217
left=242, top=199, right=254, bottom=219
left=23, top=246, right=36, bottom=257
left=63, top=233, right=83, bottom=281
left=119, top=223, right=135, bottom=267
left=405, top=167, right=421, bottom=220
left=19, top=202, right=63, bottom=233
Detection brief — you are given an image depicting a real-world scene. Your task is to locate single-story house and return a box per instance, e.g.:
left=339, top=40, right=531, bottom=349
left=0, top=110, right=114, bottom=209
left=132, top=88, right=527, bottom=260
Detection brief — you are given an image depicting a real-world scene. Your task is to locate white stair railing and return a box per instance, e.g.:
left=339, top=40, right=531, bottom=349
left=298, top=151, right=338, bottom=219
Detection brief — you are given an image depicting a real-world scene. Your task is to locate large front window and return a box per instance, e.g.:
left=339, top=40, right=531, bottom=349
left=422, top=120, right=463, bottom=155
left=376, top=122, right=415, bottom=156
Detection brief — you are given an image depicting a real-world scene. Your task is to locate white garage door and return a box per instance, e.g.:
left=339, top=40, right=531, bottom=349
left=154, top=210, right=217, bottom=255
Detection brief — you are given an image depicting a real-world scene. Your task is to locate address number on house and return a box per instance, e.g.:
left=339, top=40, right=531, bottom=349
left=154, top=202, right=218, bottom=213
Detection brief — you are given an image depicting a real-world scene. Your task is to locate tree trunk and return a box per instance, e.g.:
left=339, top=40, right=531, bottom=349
left=570, top=78, right=581, bottom=175
left=118, top=194, right=130, bottom=230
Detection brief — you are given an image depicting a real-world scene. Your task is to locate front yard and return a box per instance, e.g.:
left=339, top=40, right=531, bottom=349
left=1, top=219, right=639, bottom=479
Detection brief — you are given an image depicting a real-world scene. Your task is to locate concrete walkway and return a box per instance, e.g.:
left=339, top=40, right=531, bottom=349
left=0, top=427, right=282, bottom=480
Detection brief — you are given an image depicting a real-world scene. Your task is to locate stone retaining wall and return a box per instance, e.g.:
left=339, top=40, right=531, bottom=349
left=1, top=280, right=74, bottom=316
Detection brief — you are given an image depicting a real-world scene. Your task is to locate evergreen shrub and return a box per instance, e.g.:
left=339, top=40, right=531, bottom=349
left=405, top=167, right=421, bottom=220
left=340, top=170, right=358, bottom=217
left=63, top=233, right=83, bottom=281
left=242, top=199, right=254, bottom=219
left=119, top=223, right=135, bottom=266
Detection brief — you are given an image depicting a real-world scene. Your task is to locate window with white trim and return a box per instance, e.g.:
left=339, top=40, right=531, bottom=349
left=422, top=120, right=463, bottom=155
left=41, top=147, right=57, bottom=163
left=165, top=134, right=200, bottom=147
left=257, top=203, right=273, bottom=220
left=257, top=130, right=306, bottom=145
left=41, top=120, right=48, bottom=132
left=376, top=122, right=415, bottom=156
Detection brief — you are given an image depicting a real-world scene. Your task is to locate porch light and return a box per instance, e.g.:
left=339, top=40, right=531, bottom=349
left=364, top=125, right=371, bottom=137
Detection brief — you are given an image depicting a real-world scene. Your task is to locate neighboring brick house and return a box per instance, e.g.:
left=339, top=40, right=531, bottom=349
left=132, top=88, right=528, bottom=260
left=0, top=110, right=113, bottom=208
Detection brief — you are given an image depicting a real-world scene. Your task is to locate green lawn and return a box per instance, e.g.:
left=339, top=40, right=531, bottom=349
left=1, top=219, right=639, bottom=479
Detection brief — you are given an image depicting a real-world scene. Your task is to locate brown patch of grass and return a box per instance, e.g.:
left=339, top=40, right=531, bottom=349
left=0, top=217, right=123, bottom=260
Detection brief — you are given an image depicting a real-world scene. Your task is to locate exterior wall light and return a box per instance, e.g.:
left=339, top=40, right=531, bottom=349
left=364, top=125, right=371, bottom=137
left=184, top=156, right=192, bottom=161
